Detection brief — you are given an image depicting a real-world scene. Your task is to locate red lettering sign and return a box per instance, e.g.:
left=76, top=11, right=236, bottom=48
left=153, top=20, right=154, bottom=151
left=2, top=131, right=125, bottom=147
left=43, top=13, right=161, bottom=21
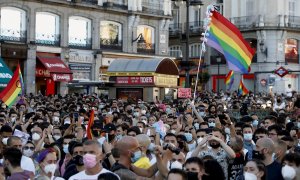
left=178, top=88, right=192, bottom=98
left=36, top=68, right=50, bottom=77
left=116, top=77, right=154, bottom=85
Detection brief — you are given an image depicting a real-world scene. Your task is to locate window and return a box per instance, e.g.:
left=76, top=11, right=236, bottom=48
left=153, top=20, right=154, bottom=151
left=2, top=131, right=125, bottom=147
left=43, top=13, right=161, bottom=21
left=36, top=12, right=60, bottom=46
left=169, top=45, right=182, bottom=57
left=285, top=39, right=299, bottom=63
left=245, top=38, right=257, bottom=63
left=215, top=0, right=223, bottom=15
left=189, top=43, right=201, bottom=57
left=68, top=16, right=91, bottom=48
left=289, top=0, right=295, bottom=16
left=171, top=9, right=179, bottom=25
left=246, top=0, right=254, bottom=16
left=137, top=25, right=155, bottom=50
left=0, top=7, right=26, bottom=42
left=100, top=21, right=122, bottom=50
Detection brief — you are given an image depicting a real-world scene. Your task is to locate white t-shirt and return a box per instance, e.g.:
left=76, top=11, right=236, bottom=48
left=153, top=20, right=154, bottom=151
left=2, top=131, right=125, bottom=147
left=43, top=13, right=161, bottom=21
left=286, top=87, right=293, bottom=97
left=21, top=155, right=35, bottom=175
left=69, top=168, right=120, bottom=180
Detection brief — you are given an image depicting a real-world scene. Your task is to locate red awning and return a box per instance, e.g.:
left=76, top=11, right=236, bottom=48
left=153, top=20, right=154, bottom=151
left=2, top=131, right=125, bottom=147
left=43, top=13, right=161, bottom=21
left=37, top=55, right=73, bottom=82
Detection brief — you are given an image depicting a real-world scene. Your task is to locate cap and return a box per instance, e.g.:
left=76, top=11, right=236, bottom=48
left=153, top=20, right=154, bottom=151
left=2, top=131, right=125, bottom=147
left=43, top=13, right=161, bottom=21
left=92, top=120, right=102, bottom=129
left=103, top=123, right=116, bottom=132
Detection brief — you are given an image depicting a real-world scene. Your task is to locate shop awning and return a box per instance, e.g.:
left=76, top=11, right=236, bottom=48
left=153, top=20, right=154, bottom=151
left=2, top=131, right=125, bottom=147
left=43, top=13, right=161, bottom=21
left=37, top=55, right=73, bottom=82
left=0, top=57, right=13, bottom=88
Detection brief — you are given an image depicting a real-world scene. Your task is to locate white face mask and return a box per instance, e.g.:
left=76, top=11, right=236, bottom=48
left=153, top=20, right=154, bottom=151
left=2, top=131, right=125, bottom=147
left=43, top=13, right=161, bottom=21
left=134, top=112, right=140, bottom=117
left=2, top=137, right=8, bottom=145
left=225, top=127, right=230, bottom=134
left=11, top=117, right=17, bottom=123
left=244, top=172, right=257, bottom=180
left=53, top=135, right=61, bottom=141
left=208, top=122, right=215, bottom=127
left=243, top=133, right=253, bottom=141
left=63, top=144, right=69, bottom=154
left=32, top=133, right=41, bottom=141
left=167, top=160, right=183, bottom=170
left=170, top=129, right=176, bottom=134
left=281, top=165, right=296, bottom=180
left=23, top=149, right=34, bottom=157
left=141, top=110, right=146, bottom=115
left=197, top=137, right=207, bottom=147
left=44, top=163, right=57, bottom=176
left=188, top=141, right=197, bottom=151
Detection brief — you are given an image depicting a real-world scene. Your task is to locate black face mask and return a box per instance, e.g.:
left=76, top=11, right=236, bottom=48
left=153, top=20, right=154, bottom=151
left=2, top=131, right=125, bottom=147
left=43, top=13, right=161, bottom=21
left=277, top=99, right=281, bottom=103
left=73, top=155, right=84, bottom=166
left=108, top=134, right=115, bottom=142
left=127, top=109, right=133, bottom=114
left=252, top=149, right=265, bottom=160
left=178, top=141, right=184, bottom=149
left=209, top=140, right=221, bottom=149
left=187, top=172, right=199, bottom=180
left=92, top=130, right=100, bottom=137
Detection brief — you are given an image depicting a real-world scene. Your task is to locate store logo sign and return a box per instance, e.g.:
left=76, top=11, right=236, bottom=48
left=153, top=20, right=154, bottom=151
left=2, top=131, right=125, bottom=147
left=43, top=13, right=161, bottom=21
left=45, top=63, right=66, bottom=69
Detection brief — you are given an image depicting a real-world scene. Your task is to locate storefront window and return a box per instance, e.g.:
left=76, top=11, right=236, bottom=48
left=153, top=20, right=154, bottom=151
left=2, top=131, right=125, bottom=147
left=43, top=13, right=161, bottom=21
left=285, top=39, right=299, bottom=64
left=36, top=12, right=60, bottom=46
left=100, top=21, right=122, bottom=50
left=68, top=16, right=92, bottom=48
left=137, top=25, right=155, bottom=51
left=0, top=7, right=26, bottom=42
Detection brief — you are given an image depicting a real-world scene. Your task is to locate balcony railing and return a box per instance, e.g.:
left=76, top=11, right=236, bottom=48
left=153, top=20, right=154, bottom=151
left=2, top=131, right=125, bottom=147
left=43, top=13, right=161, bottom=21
left=169, top=23, right=182, bottom=36
left=68, top=37, right=92, bottom=49
left=230, top=16, right=257, bottom=29
left=286, top=16, right=300, bottom=28
left=103, top=0, right=128, bottom=10
left=137, top=43, right=155, bottom=54
left=100, top=38, right=122, bottom=50
left=188, top=21, right=204, bottom=34
left=35, top=33, right=60, bottom=46
left=142, top=0, right=164, bottom=15
left=82, top=0, right=98, bottom=4
left=0, top=28, right=27, bottom=43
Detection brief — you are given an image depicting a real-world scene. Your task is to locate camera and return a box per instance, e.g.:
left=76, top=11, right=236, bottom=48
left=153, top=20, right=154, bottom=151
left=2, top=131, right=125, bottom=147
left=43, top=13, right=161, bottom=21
left=163, top=143, right=181, bottom=155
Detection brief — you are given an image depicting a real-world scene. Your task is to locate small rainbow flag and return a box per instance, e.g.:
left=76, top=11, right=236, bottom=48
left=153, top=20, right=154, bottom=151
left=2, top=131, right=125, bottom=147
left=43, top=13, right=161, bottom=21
left=225, top=70, right=234, bottom=90
left=86, top=109, right=95, bottom=139
left=238, top=80, right=249, bottom=96
left=0, top=64, right=23, bottom=107
left=206, top=10, right=255, bottom=74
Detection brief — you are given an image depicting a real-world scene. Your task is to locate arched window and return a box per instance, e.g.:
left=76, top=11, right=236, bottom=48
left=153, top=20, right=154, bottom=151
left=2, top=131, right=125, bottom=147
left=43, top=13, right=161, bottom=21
left=100, top=21, right=122, bottom=50
left=0, top=7, right=26, bottom=42
left=68, top=16, right=92, bottom=49
left=137, top=25, right=155, bottom=53
left=285, top=39, right=299, bottom=63
left=169, top=45, right=182, bottom=57
left=189, top=43, right=201, bottom=57
left=36, top=12, right=60, bottom=46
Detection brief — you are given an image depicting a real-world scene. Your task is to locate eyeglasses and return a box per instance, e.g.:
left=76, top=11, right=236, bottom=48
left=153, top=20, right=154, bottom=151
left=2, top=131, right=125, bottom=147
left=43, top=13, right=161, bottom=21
left=24, top=146, right=35, bottom=151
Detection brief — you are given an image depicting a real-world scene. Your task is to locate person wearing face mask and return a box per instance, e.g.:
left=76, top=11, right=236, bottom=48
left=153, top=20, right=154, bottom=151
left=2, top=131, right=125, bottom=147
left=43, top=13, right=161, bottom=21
left=196, top=128, right=236, bottom=180
left=228, top=136, right=245, bottom=180
left=60, top=135, right=75, bottom=176
left=184, top=157, right=205, bottom=180
left=63, top=142, right=85, bottom=180
left=103, top=123, right=117, bottom=143
left=243, top=124, right=255, bottom=160
left=0, top=125, right=13, bottom=147
left=282, top=153, right=300, bottom=180
left=22, top=141, right=35, bottom=158
left=35, top=148, right=64, bottom=180
left=254, top=138, right=284, bottom=180
left=70, top=140, right=120, bottom=180
left=184, top=126, right=197, bottom=152
left=133, top=134, right=151, bottom=169
left=3, top=147, right=34, bottom=180
left=244, top=159, right=266, bottom=180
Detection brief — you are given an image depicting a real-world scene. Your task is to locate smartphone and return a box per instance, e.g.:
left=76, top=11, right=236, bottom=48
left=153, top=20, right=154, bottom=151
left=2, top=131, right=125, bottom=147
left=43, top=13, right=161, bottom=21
left=73, top=112, right=79, bottom=122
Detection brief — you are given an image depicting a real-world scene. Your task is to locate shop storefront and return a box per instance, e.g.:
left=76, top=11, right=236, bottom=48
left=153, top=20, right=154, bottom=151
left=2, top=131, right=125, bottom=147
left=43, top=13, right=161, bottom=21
left=107, top=58, right=179, bottom=102
left=36, top=53, right=73, bottom=95
left=0, top=57, right=13, bottom=89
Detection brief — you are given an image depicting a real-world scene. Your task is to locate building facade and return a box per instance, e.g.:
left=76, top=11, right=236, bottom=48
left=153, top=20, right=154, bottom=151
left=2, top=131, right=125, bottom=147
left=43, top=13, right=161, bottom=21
left=0, top=0, right=172, bottom=95
left=169, top=0, right=300, bottom=93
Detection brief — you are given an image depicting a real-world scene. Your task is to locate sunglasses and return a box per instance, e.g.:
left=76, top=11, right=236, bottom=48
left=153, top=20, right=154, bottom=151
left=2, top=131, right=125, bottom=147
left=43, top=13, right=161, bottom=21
left=24, top=146, right=35, bottom=151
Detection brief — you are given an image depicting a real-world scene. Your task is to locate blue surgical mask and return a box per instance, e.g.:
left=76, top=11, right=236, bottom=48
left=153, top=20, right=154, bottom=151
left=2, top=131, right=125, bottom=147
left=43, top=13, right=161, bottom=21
left=131, top=151, right=142, bottom=163
left=184, top=133, right=193, bottom=142
left=208, top=122, right=215, bottom=127
left=194, top=123, right=200, bottom=130
left=148, top=143, right=155, bottom=152
left=252, top=120, right=259, bottom=126
left=199, top=112, right=205, bottom=117
left=116, top=134, right=123, bottom=140
left=63, top=144, right=69, bottom=154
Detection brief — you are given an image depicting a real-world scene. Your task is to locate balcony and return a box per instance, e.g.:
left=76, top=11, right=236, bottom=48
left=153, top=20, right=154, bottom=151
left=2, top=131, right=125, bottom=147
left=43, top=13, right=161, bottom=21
left=103, top=0, right=128, bottom=10
left=188, top=21, right=204, bottom=35
left=142, top=0, right=164, bottom=16
left=230, top=16, right=258, bottom=29
left=286, top=16, right=300, bottom=28
left=100, top=38, right=122, bottom=51
left=68, top=37, right=92, bottom=49
left=137, top=43, right=155, bottom=54
left=169, top=23, right=182, bottom=37
left=82, top=0, right=97, bottom=4
left=35, top=33, right=60, bottom=46
left=0, top=28, right=27, bottom=43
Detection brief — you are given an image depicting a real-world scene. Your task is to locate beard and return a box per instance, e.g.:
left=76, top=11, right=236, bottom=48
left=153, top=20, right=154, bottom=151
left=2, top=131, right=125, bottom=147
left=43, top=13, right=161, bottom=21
left=209, top=140, right=221, bottom=149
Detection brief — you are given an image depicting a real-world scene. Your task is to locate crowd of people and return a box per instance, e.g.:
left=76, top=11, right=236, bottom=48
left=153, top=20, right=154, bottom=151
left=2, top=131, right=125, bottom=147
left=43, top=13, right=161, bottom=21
left=0, top=89, right=299, bottom=180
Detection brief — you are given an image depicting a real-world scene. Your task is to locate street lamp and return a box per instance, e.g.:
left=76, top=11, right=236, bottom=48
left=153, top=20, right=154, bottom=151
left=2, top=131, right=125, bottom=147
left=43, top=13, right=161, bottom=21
left=216, top=57, right=221, bottom=93
left=172, top=0, right=203, bottom=88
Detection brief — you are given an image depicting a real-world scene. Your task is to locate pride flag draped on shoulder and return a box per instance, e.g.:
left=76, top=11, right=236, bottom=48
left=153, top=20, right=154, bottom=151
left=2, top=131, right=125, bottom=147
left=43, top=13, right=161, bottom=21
left=86, top=109, right=95, bottom=139
left=238, top=80, right=249, bottom=96
left=225, top=70, right=234, bottom=90
left=206, top=8, right=255, bottom=74
left=0, top=64, right=24, bottom=107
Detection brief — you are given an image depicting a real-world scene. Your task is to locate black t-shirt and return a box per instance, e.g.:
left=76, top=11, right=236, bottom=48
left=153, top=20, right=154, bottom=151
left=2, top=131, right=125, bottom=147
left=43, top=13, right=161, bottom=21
left=228, top=152, right=245, bottom=180
left=63, top=164, right=78, bottom=180
left=266, top=161, right=284, bottom=180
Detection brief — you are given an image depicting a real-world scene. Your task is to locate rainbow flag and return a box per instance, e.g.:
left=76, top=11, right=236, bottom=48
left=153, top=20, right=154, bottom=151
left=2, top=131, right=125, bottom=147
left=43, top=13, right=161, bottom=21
left=206, top=10, right=255, bottom=74
left=238, top=80, right=249, bottom=96
left=86, top=109, right=95, bottom=139
left=0, top=64, right=23, bottom=107
left=225, top=70, right=234, bottom=90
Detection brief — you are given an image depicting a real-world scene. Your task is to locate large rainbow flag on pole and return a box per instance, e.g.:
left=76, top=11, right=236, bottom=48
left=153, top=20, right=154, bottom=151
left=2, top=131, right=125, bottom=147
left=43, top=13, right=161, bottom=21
left=86, top=109, right=95, bottom=139
left=238, top=80, right=249, bottom=96
left=206, top=9, right=255, bottom=74
left=225, top=70, right=234, bottom=90
left=0, top=64, right=23, bottom=107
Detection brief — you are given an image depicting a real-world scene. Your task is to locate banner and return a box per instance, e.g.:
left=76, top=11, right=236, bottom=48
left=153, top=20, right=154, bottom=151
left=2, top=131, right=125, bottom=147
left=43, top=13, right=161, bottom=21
left=178, top=88, right=191, bottom=98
